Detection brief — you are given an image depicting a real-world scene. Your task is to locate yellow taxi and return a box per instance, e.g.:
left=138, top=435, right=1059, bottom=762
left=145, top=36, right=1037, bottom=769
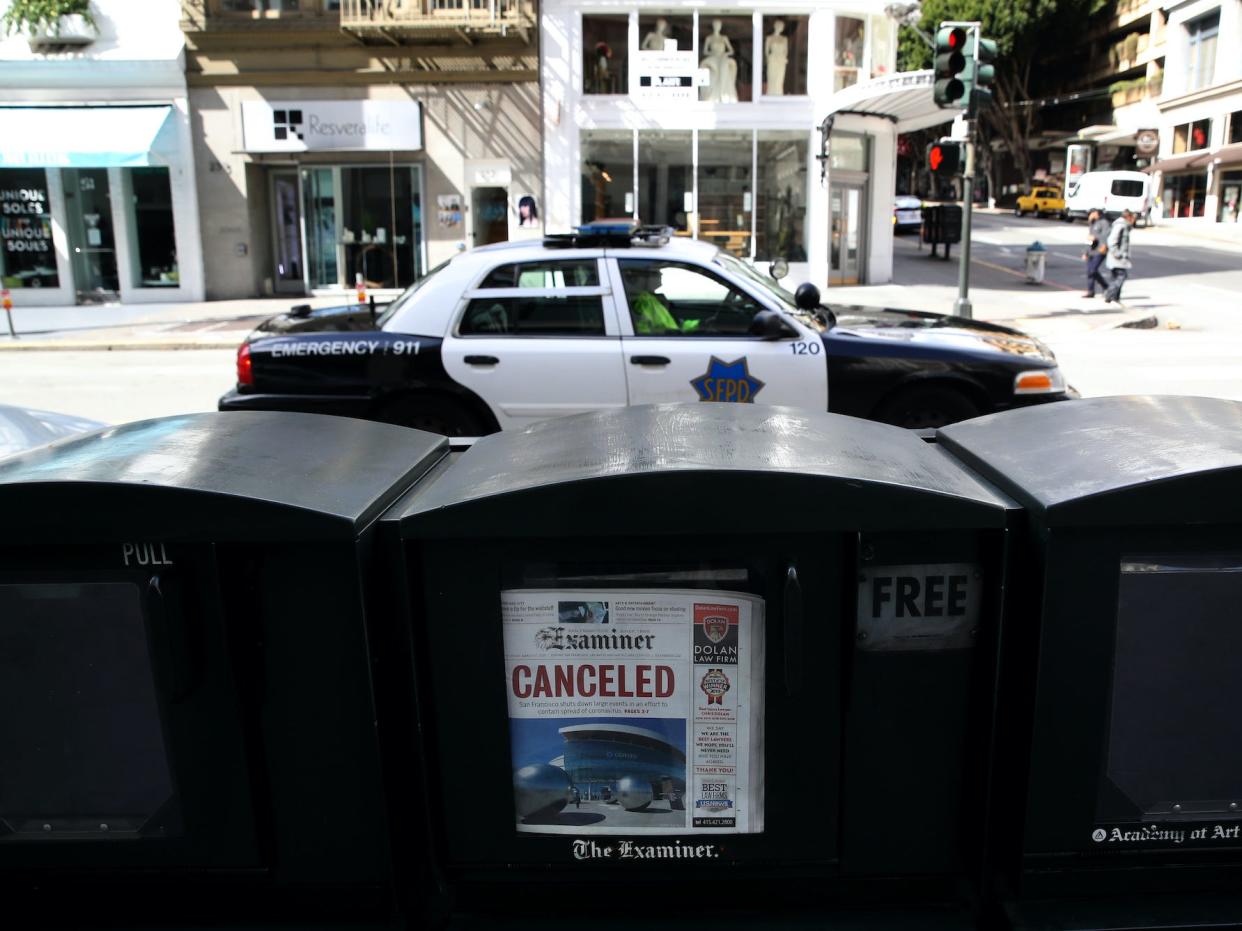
left=1014, top=186, right=1066, bottom=219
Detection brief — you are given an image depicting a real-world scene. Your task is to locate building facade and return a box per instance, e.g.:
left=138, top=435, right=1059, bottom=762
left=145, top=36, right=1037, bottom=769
left=182, top=0, right=540, bottom=300
left=0, top=0, right=204, bottom=305
left=540, top=0, right=898, bottom=287
left=1150, top=0, right=1241, bottom=224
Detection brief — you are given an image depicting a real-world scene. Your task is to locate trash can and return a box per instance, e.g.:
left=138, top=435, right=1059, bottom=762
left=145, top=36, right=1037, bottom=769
left=1024, top=241, right=1047, bottom=283
left=938, top=396, right=1242, bottom=926
left=389, top=403, right=1013, bottom=924
left=0, top=412, right=447, bottom=926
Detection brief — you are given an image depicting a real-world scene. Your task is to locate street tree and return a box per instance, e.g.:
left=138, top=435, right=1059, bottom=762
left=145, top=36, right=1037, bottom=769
left=897, top=0, right=1104, bottom=186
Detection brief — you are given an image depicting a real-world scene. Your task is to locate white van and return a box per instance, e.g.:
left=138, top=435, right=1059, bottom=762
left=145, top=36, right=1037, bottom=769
left=1064, top=171, right=1152, bottom=224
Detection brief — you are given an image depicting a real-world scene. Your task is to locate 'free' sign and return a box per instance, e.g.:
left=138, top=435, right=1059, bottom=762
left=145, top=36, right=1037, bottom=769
left=856, top=563, right=981, bottom=652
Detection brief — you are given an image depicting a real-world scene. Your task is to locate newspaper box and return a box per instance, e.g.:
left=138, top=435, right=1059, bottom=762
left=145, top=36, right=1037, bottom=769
left=390, top=403, right=1012, bottom=921
left=0, top=412, right=447, bottom=925
left=939, top=396, right=1242, bottom=923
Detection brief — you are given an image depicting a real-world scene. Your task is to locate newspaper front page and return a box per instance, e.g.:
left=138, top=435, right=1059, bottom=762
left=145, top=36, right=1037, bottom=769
left=503, top=588, right=765, bottom=836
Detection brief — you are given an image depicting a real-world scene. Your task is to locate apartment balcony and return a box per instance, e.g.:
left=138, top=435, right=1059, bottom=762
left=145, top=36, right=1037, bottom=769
left=1111, top=74, right=1162, bottom=108
left=340, top=0, right=535, bottom=41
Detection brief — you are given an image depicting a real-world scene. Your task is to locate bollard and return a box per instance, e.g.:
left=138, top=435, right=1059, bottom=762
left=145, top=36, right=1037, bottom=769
left=2, top=288, right=15, bottom=339
left=1024, top=241, right=1047, bottom=284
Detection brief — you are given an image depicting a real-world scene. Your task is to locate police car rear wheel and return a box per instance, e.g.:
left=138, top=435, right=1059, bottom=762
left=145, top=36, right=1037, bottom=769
left=874, top=385, right=980, bottom=430
left=376, top=397, right=480, bottom=437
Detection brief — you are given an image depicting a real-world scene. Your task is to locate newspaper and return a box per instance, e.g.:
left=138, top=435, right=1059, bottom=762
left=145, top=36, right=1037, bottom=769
left=503, top=588, right=764, bottom=836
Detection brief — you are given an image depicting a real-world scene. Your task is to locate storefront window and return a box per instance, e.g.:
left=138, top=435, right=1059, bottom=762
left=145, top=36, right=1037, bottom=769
left=302, top=167, right=337, bottom=289
left=638, top=13, right=691, bottom=52
left=1219, top=172, right=1241, bottom=223
left=830, top=133, right=869, bottom=172
left=583, top=15, right=628, bottom=94
left=756, top=131, right=808, bottom=262
left=0, top=169, right=58, bottom=290
left=1172, top=118, right=1211, bottom=153
left=870, top=13, right=895, bottom=78
left=761, top=15, right=808, bottom=96
left=834, top=16, right=865, bottom=92
left=697, top=131, right=752, bottom=257
left=340, top=166, right=421, bottom=289
left=126, top=168, right=179, bottom=288
left=637, top=130, right=691, bottom=233
left=581, top=130, right=634, bottom=223
left=1164, top=172, right=1208, bottom=218
left=699, top=16, right=752, bottom=103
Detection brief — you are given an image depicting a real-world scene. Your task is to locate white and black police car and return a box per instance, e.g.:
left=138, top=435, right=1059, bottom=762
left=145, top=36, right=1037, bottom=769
left=219, top=222, right=1072, bottom=435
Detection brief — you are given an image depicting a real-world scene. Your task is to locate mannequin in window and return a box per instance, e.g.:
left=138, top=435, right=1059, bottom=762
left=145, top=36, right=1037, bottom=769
left=642, top=18, right=672, bottom=51
left=765, top=19, right=789, bottom=96
left=699, top=19, right=738, bottom=103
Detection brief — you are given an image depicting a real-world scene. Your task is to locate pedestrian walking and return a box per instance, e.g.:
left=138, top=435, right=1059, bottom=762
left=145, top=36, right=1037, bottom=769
left=1104, top=209, right=1135, bottom=304
left=1082, top=208, right=1111, bottom=298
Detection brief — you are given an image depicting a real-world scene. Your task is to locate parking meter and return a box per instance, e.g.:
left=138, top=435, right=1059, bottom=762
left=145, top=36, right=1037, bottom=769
left=388, top=403, right=1012, bottom=923
left=0, top=412, right=447, bottom=925
left=939, top=396, right=1242, bottom=922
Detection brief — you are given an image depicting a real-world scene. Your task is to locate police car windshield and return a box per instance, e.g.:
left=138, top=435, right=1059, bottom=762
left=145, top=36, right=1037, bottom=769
left=713, top=252, right=799, bottom=312
left=375, top=259, right=451, bottom=328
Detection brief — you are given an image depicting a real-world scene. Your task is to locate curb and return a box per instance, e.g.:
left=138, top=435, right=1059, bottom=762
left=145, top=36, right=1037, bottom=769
left=0, top=338, right=238, bottom=352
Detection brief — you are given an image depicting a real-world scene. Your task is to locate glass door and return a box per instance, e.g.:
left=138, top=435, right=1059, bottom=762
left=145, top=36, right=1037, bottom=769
left=471, top=186, right=509, bottom=246
left=270, top=170, right=305, bottom=294
left=62, top=169, right=119, bottom=302
left=829, top=183, right=864, bottom=286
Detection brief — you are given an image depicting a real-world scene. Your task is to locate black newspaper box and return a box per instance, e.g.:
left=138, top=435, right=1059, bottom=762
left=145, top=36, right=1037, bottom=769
left=939, top=396, right=1242, bottom=927
left=0, top=411, right=446, bottom=925
left=387, top=403, right=1013, bottom=924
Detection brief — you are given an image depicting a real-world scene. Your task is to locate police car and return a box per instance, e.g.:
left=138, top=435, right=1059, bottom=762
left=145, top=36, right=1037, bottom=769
left=219, top=223, right=1071, bottom=435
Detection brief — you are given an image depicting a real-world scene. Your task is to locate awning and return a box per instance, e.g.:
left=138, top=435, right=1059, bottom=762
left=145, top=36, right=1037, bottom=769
left=1143, top=151, right=1206, bottom=174
left=1209, top=142, right=1242, bottom=169
left=0, top=106, right=175, bottom=168
left=822, top=70, right=952, bottom=134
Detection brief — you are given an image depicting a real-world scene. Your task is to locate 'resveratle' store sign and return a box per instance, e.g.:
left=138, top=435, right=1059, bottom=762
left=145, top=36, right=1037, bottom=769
left=241, top=100, right=423, bottom=153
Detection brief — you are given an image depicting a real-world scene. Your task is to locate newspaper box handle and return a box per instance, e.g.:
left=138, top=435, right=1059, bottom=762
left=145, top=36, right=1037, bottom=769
left=784, top=565, right=804, bottom=696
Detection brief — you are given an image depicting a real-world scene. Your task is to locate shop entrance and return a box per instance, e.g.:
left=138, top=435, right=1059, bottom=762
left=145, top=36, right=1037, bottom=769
left=829, top=182, right=865, bottom=286
left=471, top=186, right=509, bottom=246
left=62, top=168, right=119, bottom=302
left=270, top=170, right=304, bottom=294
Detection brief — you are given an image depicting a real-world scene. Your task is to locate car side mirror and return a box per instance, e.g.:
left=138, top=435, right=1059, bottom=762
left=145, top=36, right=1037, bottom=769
left=794, top=282, right=821, bottom=311
left=750, top=310, right=791, bottom=341
left=769, top=258, right=789, bottom=281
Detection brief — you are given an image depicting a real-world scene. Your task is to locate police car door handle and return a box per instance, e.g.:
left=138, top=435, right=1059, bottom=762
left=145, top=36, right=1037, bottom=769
left=464, top=355, right=499, bottom=366
left=630, top=355, right=671, bottom=366
left=784, top=565, right=804, bottom=697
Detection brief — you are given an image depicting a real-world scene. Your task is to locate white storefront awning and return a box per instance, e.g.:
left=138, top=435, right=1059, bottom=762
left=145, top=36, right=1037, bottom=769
left=0, top=106, right=175, bottom=169
left=821, top=70, right=953, bottom=134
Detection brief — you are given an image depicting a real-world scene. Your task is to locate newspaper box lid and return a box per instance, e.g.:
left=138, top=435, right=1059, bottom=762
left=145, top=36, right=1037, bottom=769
left=938, top=395, right=1242, bottom=527
left=396, top=403, right=1011, bottom=537
left=0, top=411, right=447, bottom=542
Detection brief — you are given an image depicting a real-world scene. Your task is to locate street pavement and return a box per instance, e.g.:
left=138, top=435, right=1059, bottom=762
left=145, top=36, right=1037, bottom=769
left=0, top=212, right=1239, bottom=425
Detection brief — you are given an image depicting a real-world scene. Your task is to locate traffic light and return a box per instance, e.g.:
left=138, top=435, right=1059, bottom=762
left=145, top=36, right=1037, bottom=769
left=934, top=26, right=968, bottom=108
left=927, top=139, right=963, bottom=177
left=971, top=37, right=998, bottom=115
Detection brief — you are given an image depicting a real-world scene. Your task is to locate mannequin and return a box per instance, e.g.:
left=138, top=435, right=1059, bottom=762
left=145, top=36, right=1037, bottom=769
left=764, top=19, right=788, bottom=96
left=699, top=19, right=738, bottom=103
left=642, top=17, right=672, bottom=51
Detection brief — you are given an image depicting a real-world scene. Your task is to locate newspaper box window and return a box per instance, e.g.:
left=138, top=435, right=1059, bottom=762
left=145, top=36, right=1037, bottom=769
left=391, top=403, right=1010, bottom=917
left=505, top=588, right=764, bottom=835
left=0, top=412, right=448, bottom=924
left=938, top=396, right=1242, bottom=920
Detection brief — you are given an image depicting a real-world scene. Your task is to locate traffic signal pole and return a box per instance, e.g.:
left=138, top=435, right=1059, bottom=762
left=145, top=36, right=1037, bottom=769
left=955, top=129, right=975, bottom=319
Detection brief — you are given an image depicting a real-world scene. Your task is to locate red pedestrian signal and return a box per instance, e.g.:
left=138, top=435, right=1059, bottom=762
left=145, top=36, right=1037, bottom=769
left=926, top=140, right=962, bottom=177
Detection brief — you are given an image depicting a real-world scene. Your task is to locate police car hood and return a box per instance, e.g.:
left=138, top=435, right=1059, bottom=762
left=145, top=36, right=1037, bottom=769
left=827, top=305, right=1056, bottom=362
left=254, top=303, right=379, bottom=336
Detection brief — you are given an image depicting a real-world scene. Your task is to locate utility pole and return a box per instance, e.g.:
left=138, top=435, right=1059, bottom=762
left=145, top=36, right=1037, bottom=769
left=955, top=124, right=975, bottom=319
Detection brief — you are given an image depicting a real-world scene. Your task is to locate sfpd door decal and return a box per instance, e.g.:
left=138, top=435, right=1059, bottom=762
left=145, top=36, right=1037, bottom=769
left=690, top=357, right=765, bottom=403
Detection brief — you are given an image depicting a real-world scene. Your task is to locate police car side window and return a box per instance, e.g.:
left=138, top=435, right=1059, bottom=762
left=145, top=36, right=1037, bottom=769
left=479, top=260, right=599, bottom=289
left=619, top=259, right=764, bottom=337
left=459, top=295, right=605, bottom=337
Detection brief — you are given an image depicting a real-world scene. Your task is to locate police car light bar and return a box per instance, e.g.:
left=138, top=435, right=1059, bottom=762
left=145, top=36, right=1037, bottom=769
left=543, top=221, right=673, bottom=249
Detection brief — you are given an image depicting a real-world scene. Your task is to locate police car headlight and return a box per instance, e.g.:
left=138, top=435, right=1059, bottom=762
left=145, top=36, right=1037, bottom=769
left=1014, top=367, right=1066, bottom=395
